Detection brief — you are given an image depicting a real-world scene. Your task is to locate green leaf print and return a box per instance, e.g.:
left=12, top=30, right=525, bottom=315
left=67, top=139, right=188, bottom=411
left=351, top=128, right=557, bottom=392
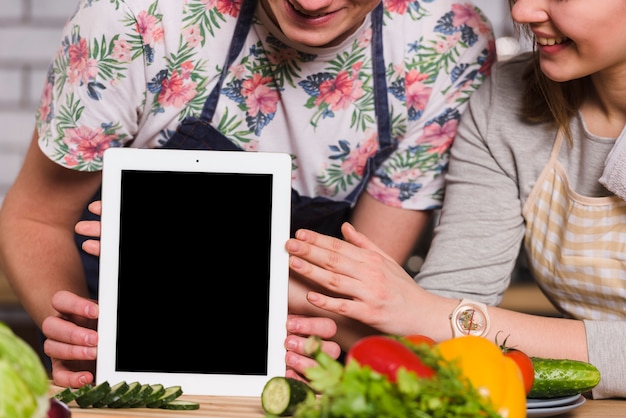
left=55, top=93, right=84, bottom=138
left=215, top=107, right=255, bottom=146
left=183, top=0, right=229, bottom=39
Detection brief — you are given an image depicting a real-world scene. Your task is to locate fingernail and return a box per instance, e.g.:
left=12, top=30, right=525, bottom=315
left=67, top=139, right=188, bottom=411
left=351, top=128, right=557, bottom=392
left=290, top=256, right=303, bottom=269
left=285, top=338, right=297, bottom=350
left=286, top=240, right=301, bottom=252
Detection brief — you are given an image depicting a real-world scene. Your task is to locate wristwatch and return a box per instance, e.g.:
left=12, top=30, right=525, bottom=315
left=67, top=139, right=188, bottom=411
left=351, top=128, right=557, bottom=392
left=449, top=298, right=490, bottom=337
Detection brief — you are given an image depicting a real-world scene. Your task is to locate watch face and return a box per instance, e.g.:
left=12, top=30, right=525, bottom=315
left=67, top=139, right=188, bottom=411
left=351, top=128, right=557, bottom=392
left=454, top=307, right=487, bottom=336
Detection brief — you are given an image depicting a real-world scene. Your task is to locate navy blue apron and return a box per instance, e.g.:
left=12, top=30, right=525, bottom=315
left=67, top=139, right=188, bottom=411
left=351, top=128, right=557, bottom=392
left=76, top=0, right=395, bottom=300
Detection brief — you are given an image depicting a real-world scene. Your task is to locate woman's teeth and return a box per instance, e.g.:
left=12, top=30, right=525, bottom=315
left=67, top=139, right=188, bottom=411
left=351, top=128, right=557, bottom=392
left=536, top=36, right=569, bottom=46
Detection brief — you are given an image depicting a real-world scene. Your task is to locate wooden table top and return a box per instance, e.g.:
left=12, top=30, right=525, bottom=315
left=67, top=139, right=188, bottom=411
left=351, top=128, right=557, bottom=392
left=59, top=395, right=624, bottom=417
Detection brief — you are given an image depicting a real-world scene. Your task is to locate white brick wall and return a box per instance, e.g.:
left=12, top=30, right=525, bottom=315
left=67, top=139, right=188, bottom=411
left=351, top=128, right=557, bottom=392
left=0, top=0, right=517, bottom=206
left=0, top=0, right=78, bottom=206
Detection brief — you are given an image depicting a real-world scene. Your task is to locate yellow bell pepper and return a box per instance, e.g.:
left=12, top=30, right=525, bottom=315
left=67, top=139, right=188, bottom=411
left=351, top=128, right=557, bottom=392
left=436, top=335, right=526, bottom=418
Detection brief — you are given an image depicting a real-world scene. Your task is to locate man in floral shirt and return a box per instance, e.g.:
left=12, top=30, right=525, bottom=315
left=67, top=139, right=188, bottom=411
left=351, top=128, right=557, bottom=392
left=0, top=0, right=494, bottom=388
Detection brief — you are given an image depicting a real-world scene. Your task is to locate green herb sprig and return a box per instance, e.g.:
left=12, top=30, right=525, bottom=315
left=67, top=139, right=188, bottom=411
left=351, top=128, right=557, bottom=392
left=289, top=336, right=501, bottom=418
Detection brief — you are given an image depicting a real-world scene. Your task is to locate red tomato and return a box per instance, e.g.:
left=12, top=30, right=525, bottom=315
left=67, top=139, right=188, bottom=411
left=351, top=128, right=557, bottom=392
left=498, top=334, right=534, bottom=396
left=402, top=334, right=436, bottom=347
left=503, top=348, right=534, bottom=396
left=346, top=335, right=435, bottom=382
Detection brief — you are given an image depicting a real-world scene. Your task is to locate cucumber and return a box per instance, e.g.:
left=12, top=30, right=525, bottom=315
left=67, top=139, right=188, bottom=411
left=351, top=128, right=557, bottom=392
left=141, top=383, right=165, bottom=406
left=50, top=380, right=188, bottom=409
left=53, top=387, right=75, bottom=404
left=160, top=400, right=200, bottom=410
left=261, top=376, right=315, bottom=416
left=146, top=385, right=183, bottom=408
left=108, top=381, right=142, bottom=408
left=126, top=383, right=154, bottom=407
left=528, top=357, right=601, bottom=398
left=75, top=381, right=111, bottom=408
left=67, top=384, right=93, bottom=403
left=93, top=380, right=129, bottom=407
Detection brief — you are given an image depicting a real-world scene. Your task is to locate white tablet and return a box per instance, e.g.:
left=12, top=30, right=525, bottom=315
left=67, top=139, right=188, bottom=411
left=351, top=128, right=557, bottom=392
left=96, top=147, right=292, bottom=396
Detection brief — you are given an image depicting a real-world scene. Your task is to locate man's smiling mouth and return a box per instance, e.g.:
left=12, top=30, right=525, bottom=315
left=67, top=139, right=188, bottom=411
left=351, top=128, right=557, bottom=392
left=536, top=36, right=569, bottom=46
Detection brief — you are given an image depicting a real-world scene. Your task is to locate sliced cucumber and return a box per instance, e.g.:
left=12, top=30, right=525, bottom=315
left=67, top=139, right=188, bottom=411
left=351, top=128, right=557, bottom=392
left=68, top=384, right=93, bottom=404
left=261, top=376, right=315, bottom=416
left=93, top=380, right=129, bottom=407
left=126, top=383, right=154, bottom=407
left=108, top=381, right=142, bottom=408
left=53, top=387, right=75, bottom=404
left=141, top=383, right=165, bottom=406
left=160, top=400, right=200, bottom=410
left=50, top=380, right=190, bottom=410
left=528, top=357, right=601, bottom=398
left=75, top=381, right=111, bottom=408
left=146, top=385, right=183, bottom=408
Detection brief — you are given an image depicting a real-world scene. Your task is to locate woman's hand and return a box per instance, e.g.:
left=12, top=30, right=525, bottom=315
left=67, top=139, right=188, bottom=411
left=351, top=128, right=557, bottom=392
left=41, top=290, right=99, bottom=388
left=285, top=222, right=426, bottom=337
left=284, top=314, right=341, bottom=381
left=75, top=200, right=102, bottom=257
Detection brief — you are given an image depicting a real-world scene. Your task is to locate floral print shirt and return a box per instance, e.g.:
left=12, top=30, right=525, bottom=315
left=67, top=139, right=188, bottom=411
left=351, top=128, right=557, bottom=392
left=37, top=0, right=495, bottom=209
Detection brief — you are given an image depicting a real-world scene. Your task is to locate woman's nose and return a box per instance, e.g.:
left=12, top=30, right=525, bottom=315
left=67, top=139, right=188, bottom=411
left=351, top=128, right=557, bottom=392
left=510, top=0, right=549, bottom=24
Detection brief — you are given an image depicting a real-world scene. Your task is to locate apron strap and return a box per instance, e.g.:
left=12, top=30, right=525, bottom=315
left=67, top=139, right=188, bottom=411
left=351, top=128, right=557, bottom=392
left=199, top=0, right=257, bottom=122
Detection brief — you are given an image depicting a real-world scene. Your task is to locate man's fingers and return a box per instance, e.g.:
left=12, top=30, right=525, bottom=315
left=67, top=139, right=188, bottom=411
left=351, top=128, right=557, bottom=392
left=75, top=219, right=101, bottom=237
left=50, top=358, right=95, bottom=388
left=42, top=316, right=98, bottom=347
left=51, top=290, right=98, bottom=320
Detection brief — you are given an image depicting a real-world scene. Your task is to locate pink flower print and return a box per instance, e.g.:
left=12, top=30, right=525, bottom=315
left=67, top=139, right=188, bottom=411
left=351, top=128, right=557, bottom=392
left=183, top=25, right=203, bottom=48
left=180, top=61, right=194, bottom=79
left=433, top=33, right=461, bottom=54
left=63, top=154, right=79, bottom=167
left=315, top=71, right=364, bottom=111
left=384, top=0, right=411, bottom=15
left=358, top=27, right=372, bottom=48
left=63, top=126, right=116, bottom=164
left=447, top=79, right=474, bottom=103
left=341, top=132, right=378, bottom=177
left=242, top=139, right=259, bottom=151
left=136, top=11, right=161, bottom=45
left=230, top=63, right=246, bottom=79
left=421, top=119, right=458, bottom=155
left=38, top=82, right=53, bottom=123
left=241, top=73, right=279, bottom=117
left=201, top=0, right=218, bottom=10
left=405, top=69, right=431, bottom=114
left=451, top=3, right=491, bottom=35
left=216, top=0, right=241, bottom=18
left=367, top=181, right=402, bottom=207
left=112, top=39, right=132, bottom=62
left=151, top=26, right=165, bottom=44
left=392, top=63, right=405, bottom=79
left=158, top=69, right=198, bottom=108
left=67, top=38, right=98, bottom=85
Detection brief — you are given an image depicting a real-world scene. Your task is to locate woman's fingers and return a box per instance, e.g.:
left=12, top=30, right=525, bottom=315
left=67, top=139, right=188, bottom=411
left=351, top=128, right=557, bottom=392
left=287, top=314, right=337, bottom=339
left=284, top=315, right=342, bottom=378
